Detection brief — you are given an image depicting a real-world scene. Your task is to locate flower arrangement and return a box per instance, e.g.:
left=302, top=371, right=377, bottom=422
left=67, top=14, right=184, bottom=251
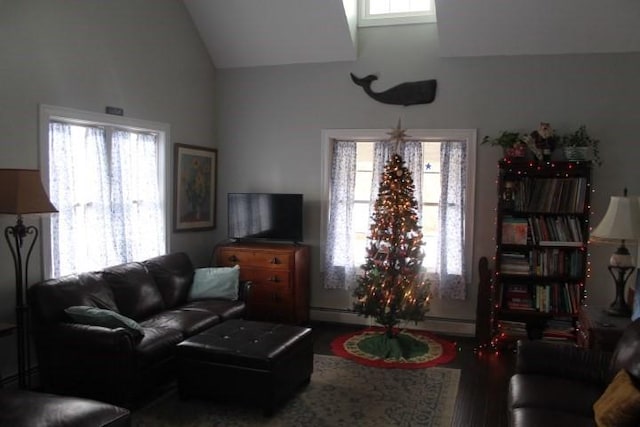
left=481, top=131, right=527, bottom=157
left=182, top=157, right=210, bottom=219
left=482, top=122, right=601, bottom=165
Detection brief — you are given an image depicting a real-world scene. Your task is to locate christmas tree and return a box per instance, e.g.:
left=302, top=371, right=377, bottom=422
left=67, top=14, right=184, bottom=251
left=352, top=124, right=431, bottom=355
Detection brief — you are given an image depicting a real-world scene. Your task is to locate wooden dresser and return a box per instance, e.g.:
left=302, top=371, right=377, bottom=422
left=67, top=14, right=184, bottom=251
left=215, top=242, right=310, bottom=324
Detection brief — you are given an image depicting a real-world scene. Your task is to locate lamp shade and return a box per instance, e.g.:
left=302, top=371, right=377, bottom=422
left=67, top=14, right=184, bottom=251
left=0, top=169, right=57, bottom=215
left=591, top=195, right=640, bottom=243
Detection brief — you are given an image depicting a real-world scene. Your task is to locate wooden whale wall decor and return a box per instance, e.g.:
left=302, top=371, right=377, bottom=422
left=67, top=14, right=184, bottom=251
left=350, top=73, right=437, bottom=106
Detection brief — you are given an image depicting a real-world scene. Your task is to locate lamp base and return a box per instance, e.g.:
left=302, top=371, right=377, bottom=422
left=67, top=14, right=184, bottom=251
left=607, top=301, right=632, bottom=317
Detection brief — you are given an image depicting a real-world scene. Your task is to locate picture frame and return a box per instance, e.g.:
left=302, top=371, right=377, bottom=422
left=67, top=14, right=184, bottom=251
left=173, top=143, right=217, bottom=232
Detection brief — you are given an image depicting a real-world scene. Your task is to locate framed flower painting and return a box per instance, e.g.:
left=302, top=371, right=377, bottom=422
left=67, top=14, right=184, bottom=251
left=174, top=143, right=217, bottom=232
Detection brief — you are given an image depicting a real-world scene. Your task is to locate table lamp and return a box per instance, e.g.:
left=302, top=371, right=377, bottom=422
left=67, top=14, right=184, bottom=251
left=0, top=169, right=57, bottom=388
left=591, top=189, right=640, bottom=317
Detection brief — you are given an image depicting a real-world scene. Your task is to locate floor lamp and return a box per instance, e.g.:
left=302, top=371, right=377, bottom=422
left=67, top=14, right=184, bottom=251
left=0, top=169, right=57, bottom=388
left=591, top=189, right=640, bottom=317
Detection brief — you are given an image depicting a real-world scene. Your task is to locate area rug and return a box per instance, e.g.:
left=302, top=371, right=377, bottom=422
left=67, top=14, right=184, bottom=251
left=331, top=327, right=457, bottom=369
left=132, top=354, right=460, bottom=427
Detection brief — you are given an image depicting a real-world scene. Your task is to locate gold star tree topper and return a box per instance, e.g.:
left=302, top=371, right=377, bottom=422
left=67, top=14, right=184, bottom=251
left=387, top=118, right=411, bottom=151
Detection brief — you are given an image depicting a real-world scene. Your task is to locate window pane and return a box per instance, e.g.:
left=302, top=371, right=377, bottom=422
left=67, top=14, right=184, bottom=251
left=356, top=142, right=374, bottom=170
left=422, top=173, right=440, bottom=204
left=369, top=0, right=390, bottom=14
left=368, top=0, right=431, bottom=15
left=421, top=204, right=439, bottom=236
left=422, top=141, right=440, bottom=173
left=353, top=232, right=368, bottom=266
left=410, top=0, right=431, bottom=12
left=353, top=202, right=371, bottom=233
left=355, top=171, right=373, bottom=201
left=48, top=119, right=165, bottom=276
left=389, top=0, right=410, bottom=13
left=421, top=235, right=437, bottom=270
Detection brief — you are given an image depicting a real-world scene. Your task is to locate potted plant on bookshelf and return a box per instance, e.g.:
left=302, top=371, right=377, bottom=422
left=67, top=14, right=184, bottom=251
left=481, top=131, right=527, bottom=159
left=560, top=125, right=602, bottom=166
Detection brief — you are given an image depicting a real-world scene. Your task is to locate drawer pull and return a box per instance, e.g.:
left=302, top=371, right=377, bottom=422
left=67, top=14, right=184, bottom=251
left=268, top=276, right=280, bottom=283
left=270, top=257, right=280, bottom=265
left=228, top=255, right=238, bottom=263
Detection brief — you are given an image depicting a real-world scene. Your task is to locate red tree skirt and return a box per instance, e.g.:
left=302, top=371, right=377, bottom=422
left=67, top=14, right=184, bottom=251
left=331, top=326, right=457, bottom=369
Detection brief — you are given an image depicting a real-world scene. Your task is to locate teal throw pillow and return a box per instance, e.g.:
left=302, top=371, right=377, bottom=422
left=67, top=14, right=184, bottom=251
left=189, top=265, right=240, bottom=301
left=64, top=306, right=144, bottom=337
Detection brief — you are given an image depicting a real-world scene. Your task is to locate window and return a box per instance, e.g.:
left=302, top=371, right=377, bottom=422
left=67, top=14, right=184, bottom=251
left=358, top=0, right=436, bottom=27
left=321, top=129, right=476, bottom=299
left=39, top=105, right=169, bottom=278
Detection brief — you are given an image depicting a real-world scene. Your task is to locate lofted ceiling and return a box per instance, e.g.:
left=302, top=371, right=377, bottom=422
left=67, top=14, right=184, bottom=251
left=183, top=0, right=640, bottom=69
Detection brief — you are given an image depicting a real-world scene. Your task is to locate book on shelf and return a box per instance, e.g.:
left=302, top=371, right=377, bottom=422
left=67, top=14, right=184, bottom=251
left=538, top=241, right=583, bottom=247
left=500, top=251, right=530, bottom=275
left=504, top=284, right=534, bottom=310
left=497, top=320, right=528, bottom=339
left=502, top=217, right=529, bottom=245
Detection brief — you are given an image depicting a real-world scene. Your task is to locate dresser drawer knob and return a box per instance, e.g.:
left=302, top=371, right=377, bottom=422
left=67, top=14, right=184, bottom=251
left=228, top=255, right=238, bottom=262
left=270, top=257, right=280, bottom=264
left=268, top=276, right=280, bottom=283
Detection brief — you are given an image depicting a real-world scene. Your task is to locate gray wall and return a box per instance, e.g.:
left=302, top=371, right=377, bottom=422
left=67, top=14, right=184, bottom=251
left=2, top=0, right=640, bottom=381
left=0, top=0, right=216, bottom=379
left=214, top=23, right=640, bottom=323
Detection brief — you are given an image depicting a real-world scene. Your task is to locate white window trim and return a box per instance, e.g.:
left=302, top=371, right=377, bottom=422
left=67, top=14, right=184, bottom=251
left=358, top=0, right=436, bottom=27
left=320, top=128, right=477, bottom=284
left=38, top=104, right=171, bottom=279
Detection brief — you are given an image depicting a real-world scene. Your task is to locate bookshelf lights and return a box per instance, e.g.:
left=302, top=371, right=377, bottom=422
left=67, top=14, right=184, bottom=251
left=477, top=159, right=593, bottom=356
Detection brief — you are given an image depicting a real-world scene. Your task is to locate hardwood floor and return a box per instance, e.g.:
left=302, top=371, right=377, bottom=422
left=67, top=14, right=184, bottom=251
left=310, top=321, right=515, bottom=427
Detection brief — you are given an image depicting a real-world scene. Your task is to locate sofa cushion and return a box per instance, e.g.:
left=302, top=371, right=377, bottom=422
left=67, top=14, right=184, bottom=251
left=65, top=306, right=145, bottom=338
left=510, top=407, right=596, bottom=427
left=140, top=309, right=221, bottom=337
left=509, top=374, right=602, bottom=418
left=134, top=327, right=184, bottom=367
left=181, top=300, right=246, bottom=321
left=593, top=369, right=640, bottom=427
left=188, top=266, right=239, bottom=301
left=101, top=262, right=165, bottom=320
left=143, top=252, right=194, bottom=308
left=28, top=272, right=117, bottom=324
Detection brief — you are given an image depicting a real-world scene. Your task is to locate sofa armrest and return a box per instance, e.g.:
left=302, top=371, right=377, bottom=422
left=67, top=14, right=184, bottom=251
left=33, top=322, right=139, bottom=404
left=238, top=280, right=252, bottom=302
left=50, top=322, right=138, bottom=352
left=516, top=340, right=611, bottom=385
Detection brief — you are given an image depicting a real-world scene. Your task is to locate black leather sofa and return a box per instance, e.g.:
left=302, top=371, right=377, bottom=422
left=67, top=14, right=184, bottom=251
left=28, top=252, right=249, bottom=408
left=0, top=389, right=131, bottom=427
left=508, top=318, right=640, bottom=426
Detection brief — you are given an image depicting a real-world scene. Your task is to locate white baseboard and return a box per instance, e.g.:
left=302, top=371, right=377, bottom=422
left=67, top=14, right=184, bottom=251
left=309, top=308, right=476, bottom=337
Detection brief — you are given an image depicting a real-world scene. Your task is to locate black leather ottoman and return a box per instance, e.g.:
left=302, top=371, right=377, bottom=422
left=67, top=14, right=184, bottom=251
left=176, top=319, right=313, bottom=415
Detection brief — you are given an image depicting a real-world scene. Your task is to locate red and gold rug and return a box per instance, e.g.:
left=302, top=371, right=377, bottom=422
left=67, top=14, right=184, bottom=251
left=331, top=326, right=457, bottom=369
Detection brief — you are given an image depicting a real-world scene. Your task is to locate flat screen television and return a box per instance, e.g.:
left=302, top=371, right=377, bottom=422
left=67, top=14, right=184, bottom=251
left=228, top=193, right=303, bottom=243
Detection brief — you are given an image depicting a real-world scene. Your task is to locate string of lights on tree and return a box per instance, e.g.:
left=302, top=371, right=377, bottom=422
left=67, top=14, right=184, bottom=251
left=352, top=121, right=431, bottom=337
left=475, top=158, right=595, bottom=356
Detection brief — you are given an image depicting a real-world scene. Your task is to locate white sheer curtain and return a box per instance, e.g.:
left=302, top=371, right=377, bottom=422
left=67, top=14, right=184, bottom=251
left=48, top=122, right=163, bottom=277
left=111, top=130, right=165, bottom=262
left=323, top=140, right=357, bottom=289
left=430, top=140, right=467, bottom=299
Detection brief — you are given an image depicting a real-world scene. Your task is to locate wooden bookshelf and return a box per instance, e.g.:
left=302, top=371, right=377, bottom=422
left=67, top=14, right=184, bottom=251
left=492, top=160, right=591, bottom=347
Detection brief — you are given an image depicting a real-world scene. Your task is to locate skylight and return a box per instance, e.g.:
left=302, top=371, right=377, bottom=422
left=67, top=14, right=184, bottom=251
left=359, top=0, right=436, bottom=26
